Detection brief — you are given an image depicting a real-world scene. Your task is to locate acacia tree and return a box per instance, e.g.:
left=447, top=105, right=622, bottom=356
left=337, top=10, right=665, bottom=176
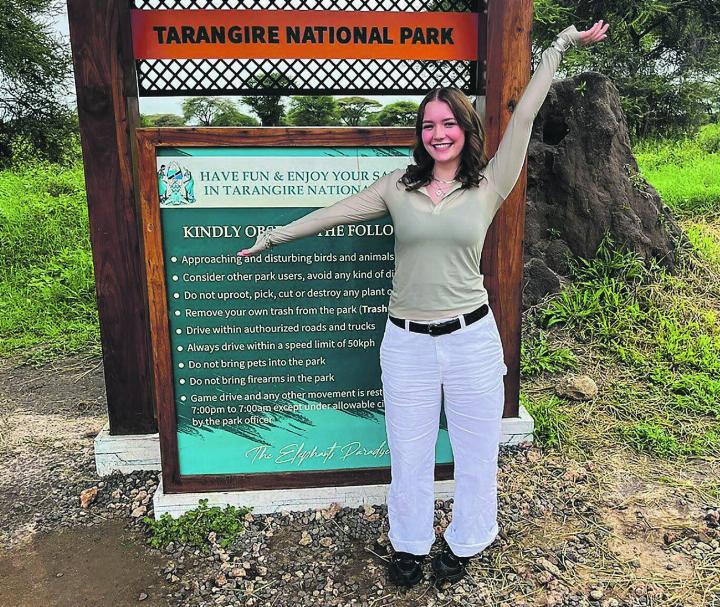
left=286, top=96, right=338, bottom=126
left=182, top=97, right=259, bottom=126
left=533, top=0, right=720, bottom=137
left=365, top=101, right=420, bottom=126
left=0, top=0, right=75, bottom=165
left=140, top=114, right=186, bottom=127
left=336, top=97, right=382, bottom=126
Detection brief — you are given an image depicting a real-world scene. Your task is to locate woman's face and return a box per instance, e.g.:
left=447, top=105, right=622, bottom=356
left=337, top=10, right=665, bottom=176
left=421, top=100, right=465, bottom=168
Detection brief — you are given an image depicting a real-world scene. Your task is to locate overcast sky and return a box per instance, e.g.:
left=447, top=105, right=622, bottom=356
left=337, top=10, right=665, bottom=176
left=53, top=5, right=422, bottom=118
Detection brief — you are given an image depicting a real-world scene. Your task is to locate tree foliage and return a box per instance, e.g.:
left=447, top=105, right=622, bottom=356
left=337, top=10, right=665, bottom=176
left=286, top=96, right=338, bottom=126
left=336, top=97, right=382, bottom=126
left=533, top=0, right=720, bottom=138
left=211, top=106, right=260, bottom=127
left=0, top=0, right=75, bottom=165
left=181, top=97, right=259, bottom=126
left=365, top=101, right=420, bottom=127
left=241, top=72, right=292, bottom=126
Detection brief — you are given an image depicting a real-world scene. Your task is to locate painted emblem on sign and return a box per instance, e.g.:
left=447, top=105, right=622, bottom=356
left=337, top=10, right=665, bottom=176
left=158, top=161, right=196, bottom=205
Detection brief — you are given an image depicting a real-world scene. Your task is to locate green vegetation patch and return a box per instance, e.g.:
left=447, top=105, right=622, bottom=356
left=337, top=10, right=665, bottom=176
left=635, top=124, right=720, bottom=218
left=144, top=499, right=252, bottom=552
left=521, top=392, right=573, bottom=450
left=0, top=162, right=99, bottom=360
left=520, top=333, right=577, bottom=377
left=528, top=227, right=720, bottom=459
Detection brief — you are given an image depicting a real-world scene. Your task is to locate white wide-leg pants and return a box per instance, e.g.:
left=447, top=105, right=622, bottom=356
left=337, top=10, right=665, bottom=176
left=379, top=308, right=508, bottom=558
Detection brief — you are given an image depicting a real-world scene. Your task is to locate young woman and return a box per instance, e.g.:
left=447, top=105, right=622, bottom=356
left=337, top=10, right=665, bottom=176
left=240, top=20, right=609, bottom=586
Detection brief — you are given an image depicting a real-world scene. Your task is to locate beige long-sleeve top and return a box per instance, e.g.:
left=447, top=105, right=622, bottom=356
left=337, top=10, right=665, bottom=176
left=253, top=26, right=581, bottom=321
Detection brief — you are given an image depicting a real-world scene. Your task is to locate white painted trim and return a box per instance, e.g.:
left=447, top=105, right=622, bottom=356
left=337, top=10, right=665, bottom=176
left=153, top=477, right=457, bottom=518
left=94, top=423, right=161, bottom=476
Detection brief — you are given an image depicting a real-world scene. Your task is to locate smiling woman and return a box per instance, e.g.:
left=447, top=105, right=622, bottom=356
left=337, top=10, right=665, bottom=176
left=235, top=17, right=609, bottom=590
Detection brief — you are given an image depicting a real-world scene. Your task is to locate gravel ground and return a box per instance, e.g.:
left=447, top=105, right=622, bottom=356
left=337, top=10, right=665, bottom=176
left=1, top=355, right=719, bottom=606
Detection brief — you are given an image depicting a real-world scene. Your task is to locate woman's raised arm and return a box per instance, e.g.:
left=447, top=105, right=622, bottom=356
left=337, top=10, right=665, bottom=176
left=483, top=20, right=608, bottom=202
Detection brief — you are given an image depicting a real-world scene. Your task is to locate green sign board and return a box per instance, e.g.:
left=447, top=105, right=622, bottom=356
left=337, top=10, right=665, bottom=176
left=145, top=139, right=456, bottom=488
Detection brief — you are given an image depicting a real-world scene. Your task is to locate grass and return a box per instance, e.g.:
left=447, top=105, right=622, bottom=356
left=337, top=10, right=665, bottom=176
left=523, top=227, right=720, bottom=459
left=520, top=392, right=573, bottom=450
left=0, top=162, right=99, bottom=361
left=635, top=123, right=720, bottom=219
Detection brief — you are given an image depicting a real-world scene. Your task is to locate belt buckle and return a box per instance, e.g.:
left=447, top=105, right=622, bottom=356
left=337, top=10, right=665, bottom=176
left=427, top=320, right=451, bottom=336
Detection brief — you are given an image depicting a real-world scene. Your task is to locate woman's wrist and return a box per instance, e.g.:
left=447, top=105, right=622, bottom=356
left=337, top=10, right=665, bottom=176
left=552, top=25, right=581, bottom=54
left=260, top=230, right=274, bottom=251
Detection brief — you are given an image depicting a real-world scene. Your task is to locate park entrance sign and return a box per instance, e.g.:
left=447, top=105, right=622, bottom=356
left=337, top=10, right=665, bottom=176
left=68, top=0, right=534, bottom=500
left=131, top=10, right=479, bottom=61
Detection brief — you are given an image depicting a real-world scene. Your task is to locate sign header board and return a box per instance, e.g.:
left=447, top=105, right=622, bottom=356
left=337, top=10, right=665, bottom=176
left=131, top=10, right=478, bottom=60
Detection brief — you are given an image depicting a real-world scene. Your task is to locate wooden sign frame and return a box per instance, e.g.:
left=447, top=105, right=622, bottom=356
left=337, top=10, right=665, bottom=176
left=137, top=126, right=460, bottom=493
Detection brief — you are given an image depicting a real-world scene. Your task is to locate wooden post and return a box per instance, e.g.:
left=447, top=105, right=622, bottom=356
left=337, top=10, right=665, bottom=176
left=67, top=0, right=156, bottom=435
left=483, top=0, right=533, bottom=418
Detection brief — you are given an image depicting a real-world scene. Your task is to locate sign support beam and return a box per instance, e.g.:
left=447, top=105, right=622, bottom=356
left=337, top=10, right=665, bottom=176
left=67, top=0, right=156, bottom=435
left=483, top=0, right=533, bottom=418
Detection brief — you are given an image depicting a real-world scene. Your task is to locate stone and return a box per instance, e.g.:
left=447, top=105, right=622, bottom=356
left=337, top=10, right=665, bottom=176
left=79, top=487, right=98, bottom=509
left=319, top=537, right=333, bottom=548
left=131, top=505, right=147, bottom=518
left=299, top=531, right=313, bottom=546
left=322, top=502, right=342, bottom=520
left=556, top=375, right=598, bottom=400
left=590, top=589, right=604, bottom=600
left=537, top=557, right=562, bottom=577
left=138, top=592, right=148, bottom=601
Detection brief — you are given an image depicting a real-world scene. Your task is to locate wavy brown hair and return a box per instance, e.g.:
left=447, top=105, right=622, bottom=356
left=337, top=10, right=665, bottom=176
left=400, top=87, right=488, bottom=191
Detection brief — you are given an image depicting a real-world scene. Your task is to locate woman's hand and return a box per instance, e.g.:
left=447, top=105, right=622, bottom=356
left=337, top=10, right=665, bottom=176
left=238, top=242, right=264, bottom=257
left=237, top=232, right=269, bottom=257
left=578, top=20, right=609, bottom=46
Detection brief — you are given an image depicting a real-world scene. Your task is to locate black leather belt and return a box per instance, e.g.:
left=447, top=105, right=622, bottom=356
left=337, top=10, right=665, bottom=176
left=389, top=304, right=489, bottom=337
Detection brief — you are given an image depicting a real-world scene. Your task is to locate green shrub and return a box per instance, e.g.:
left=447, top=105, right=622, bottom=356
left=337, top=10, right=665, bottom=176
left=144, top=499, right=251, bottom=552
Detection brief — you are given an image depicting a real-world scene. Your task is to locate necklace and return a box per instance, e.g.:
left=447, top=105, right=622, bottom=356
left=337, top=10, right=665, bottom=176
left=431, top=175, right=457, bottom=198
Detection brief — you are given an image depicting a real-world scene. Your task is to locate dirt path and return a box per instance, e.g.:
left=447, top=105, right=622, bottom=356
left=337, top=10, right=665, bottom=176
left=0, top=519, right=169, bottom=607
left=0, top=356, right=171, bottom=606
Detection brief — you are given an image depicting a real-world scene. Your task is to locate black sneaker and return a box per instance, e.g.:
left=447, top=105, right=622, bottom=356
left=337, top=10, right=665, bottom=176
left=387, top=551, right=425, bottom=587
left=431, top=545, right=470, bottom=583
